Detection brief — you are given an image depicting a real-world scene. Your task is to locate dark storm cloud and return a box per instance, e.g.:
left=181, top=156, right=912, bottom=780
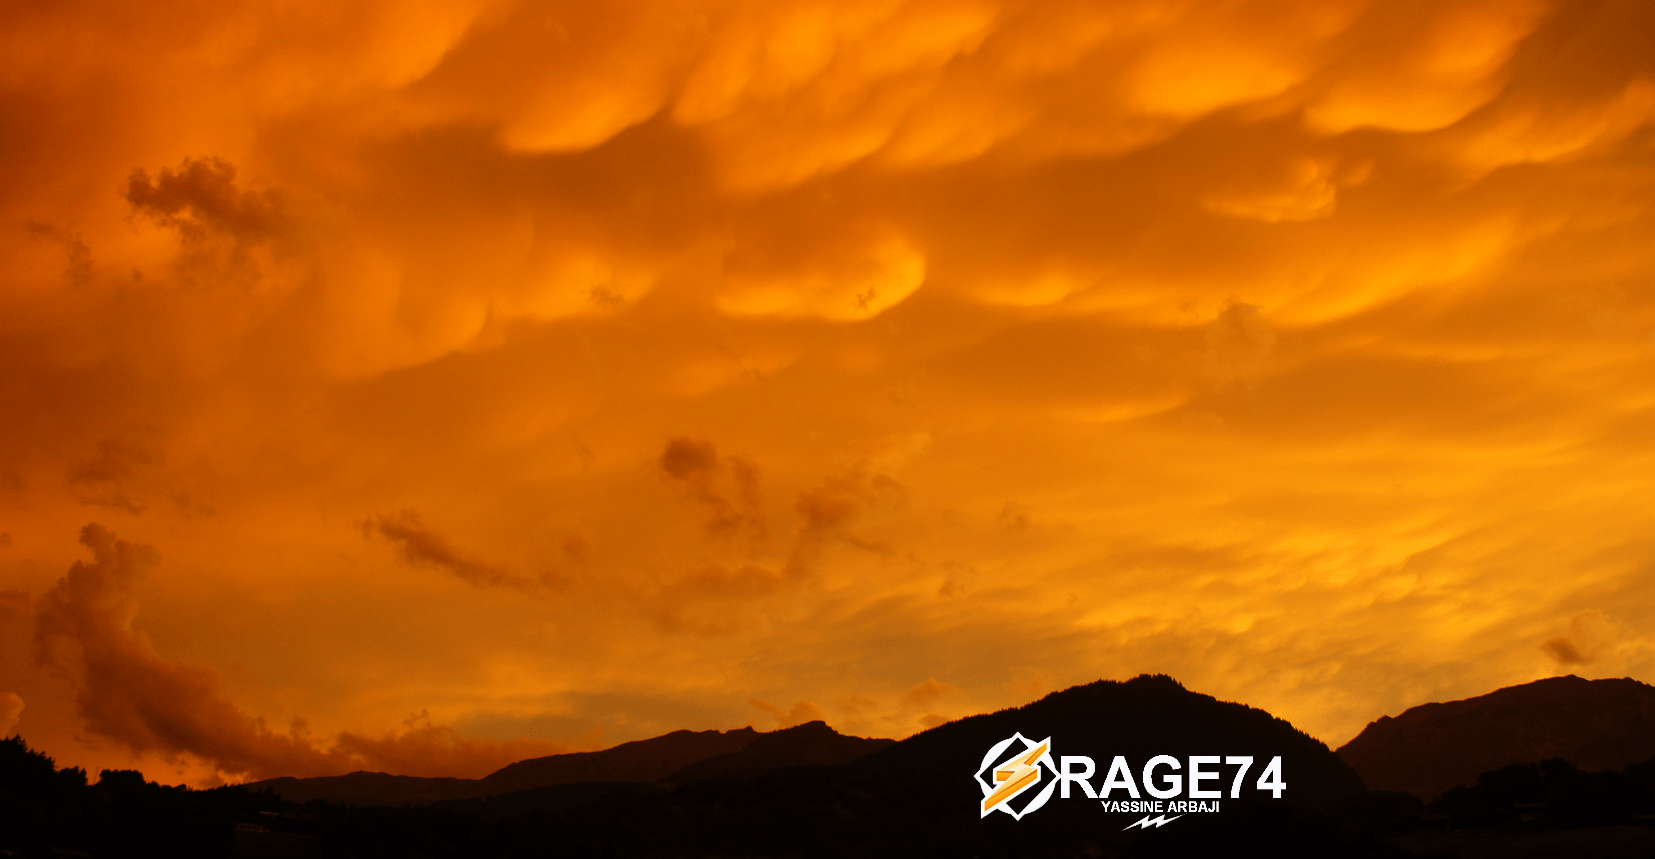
left=67, top=438, right=156, bottom=488
left=23, top=221, right=91, bottom=286
left=124, top=157, right=284, bottom=243
left=32, top=524, right=340, bottom=779
left=363, top=509, right=556, bottom=593
left=786, top=467, right=904, bottom=578
left=659, top=436, right=768, bottom=541
left=31, top=524, right=572, bottom=779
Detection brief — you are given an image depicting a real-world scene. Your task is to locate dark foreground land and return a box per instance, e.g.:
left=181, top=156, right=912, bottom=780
left=5, top=675, right=1655, bottom=858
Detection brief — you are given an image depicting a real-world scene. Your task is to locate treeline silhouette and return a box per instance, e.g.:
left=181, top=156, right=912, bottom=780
left=9, top=747, right=1655, bottom=857
left=0, top=735, right=280, bottom=857
left=5, top=675, right=1655, bottom=857
left=4, top=735, right=1402, bottom=859
left=1431, top=756, right=1655, bottom=830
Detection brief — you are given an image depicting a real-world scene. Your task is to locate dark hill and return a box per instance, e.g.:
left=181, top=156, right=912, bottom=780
left=482, top=726, right=760, bottom=793
left=366, top=675, right=1377, bottom=857
left=662, top=720, right=895, bottom=783
left=841, top=673, right=1364, bottom=816
left=246, top=770, right=479, bottom=806
left=13, top=677, right=1404, bottom=857
left=1336, top=674, right=1655, bottom=799
left=247, top=726, right=762, bottom=805
left=526, top=674, right=1374, bottom=857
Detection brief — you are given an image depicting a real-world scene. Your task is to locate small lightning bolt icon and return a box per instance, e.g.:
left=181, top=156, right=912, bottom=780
left=1124, top=813, right=1184, bottom=830
left=980, top=740, right=1050, bottom=814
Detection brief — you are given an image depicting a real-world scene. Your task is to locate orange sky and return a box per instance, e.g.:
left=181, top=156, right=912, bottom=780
left=3, top=0, right=1654, bottom=787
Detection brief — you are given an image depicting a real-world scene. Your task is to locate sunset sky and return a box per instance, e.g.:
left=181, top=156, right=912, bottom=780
left=3, top=0, right=1655, bottom=788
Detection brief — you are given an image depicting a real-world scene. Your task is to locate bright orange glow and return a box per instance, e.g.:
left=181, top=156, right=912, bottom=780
left=2, top=0, right=1654, bottom=788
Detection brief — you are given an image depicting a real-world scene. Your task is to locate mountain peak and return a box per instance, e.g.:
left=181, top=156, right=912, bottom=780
left=1337, top=674, right=1655, bottom=799
left=844, top=673, right=1364, bottom=816
left=481, top=726, right=764, bottom=793
left=772, top=719, right=831, bottom=734
left=662, top=720, right=894, bottom=784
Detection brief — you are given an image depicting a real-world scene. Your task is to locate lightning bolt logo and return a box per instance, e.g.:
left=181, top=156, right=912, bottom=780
left=980, top=740, right=1050, bottom=815
left=1124, top=813, right=1184, bottom=830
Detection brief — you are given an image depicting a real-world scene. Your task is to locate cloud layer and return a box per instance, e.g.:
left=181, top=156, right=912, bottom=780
left=1, top=0, right=1654, bottom=782
left=29, top=525, right=569, bottom=780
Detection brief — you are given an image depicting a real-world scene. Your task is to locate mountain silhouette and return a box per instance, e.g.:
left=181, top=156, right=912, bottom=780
left=526, top=673, right=1374, bottom=857
left=246, top=722, right=897, bottom=806
left=9, top=677, right=1408, bottom=858
left=243, top=770, right=480, bottom=806
left=363, top=675, right=1375, bottom=857
left=662, top=720, right=895, bottom=784
left=481, top=726, right=760, bottom=792
left=1337, top=674, right=1655, bottom=799
left=248, top=726, right=761, bottom=805
left=22, top=675, right=1655, bottom=856
left=836, top=673, right=1365, bottom=818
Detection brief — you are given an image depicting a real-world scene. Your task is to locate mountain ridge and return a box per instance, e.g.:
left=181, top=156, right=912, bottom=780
left=245, top=721, right=889, bottom=806
left=1336, top=674, right=1655, bottom=799
left=248, top=672, right=1655, bottom=811
left=662, top=719, right=895, bottom=784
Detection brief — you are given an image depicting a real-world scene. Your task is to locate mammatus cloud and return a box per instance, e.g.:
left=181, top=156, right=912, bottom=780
left=31, top=524, right=568, bottom=780
left=3, top=0, right=1655, bottom=776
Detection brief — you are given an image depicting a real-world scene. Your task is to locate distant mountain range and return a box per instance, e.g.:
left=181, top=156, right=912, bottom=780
left=662, top=719, right=895, bottom=784
left=247, top=720, right=894, bottom=806
left=250, top=672, right=1655, bottom=816
left=16, top=672, right=1655, bottom=857
left=239, top=674, right=1375, bottom=855
left=458, top=673, right=1374, bottom=857
left=1337, top=674, right=1655, bottom=799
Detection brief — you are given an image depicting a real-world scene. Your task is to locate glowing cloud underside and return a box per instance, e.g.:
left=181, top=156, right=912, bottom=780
left=0, top=0, right=1652, bottom=786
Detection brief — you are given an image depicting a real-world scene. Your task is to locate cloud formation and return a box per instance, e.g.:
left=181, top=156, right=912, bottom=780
left=2, top=0, right=1655, bottom=780
left=32, top=524, right=340, bottom=779
left=30, top=524, right=567, bottom=780
left=1542, top=610, right=1621, bottom=668
left=125, top=157, right=285, bottom=244
left=787, top=467, right=904, bottom=578
left=659, top=437, right=768, bottom=542
left=364, top=509, right=559, bottom=593
left=748, top=698, right=826, bottom=730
